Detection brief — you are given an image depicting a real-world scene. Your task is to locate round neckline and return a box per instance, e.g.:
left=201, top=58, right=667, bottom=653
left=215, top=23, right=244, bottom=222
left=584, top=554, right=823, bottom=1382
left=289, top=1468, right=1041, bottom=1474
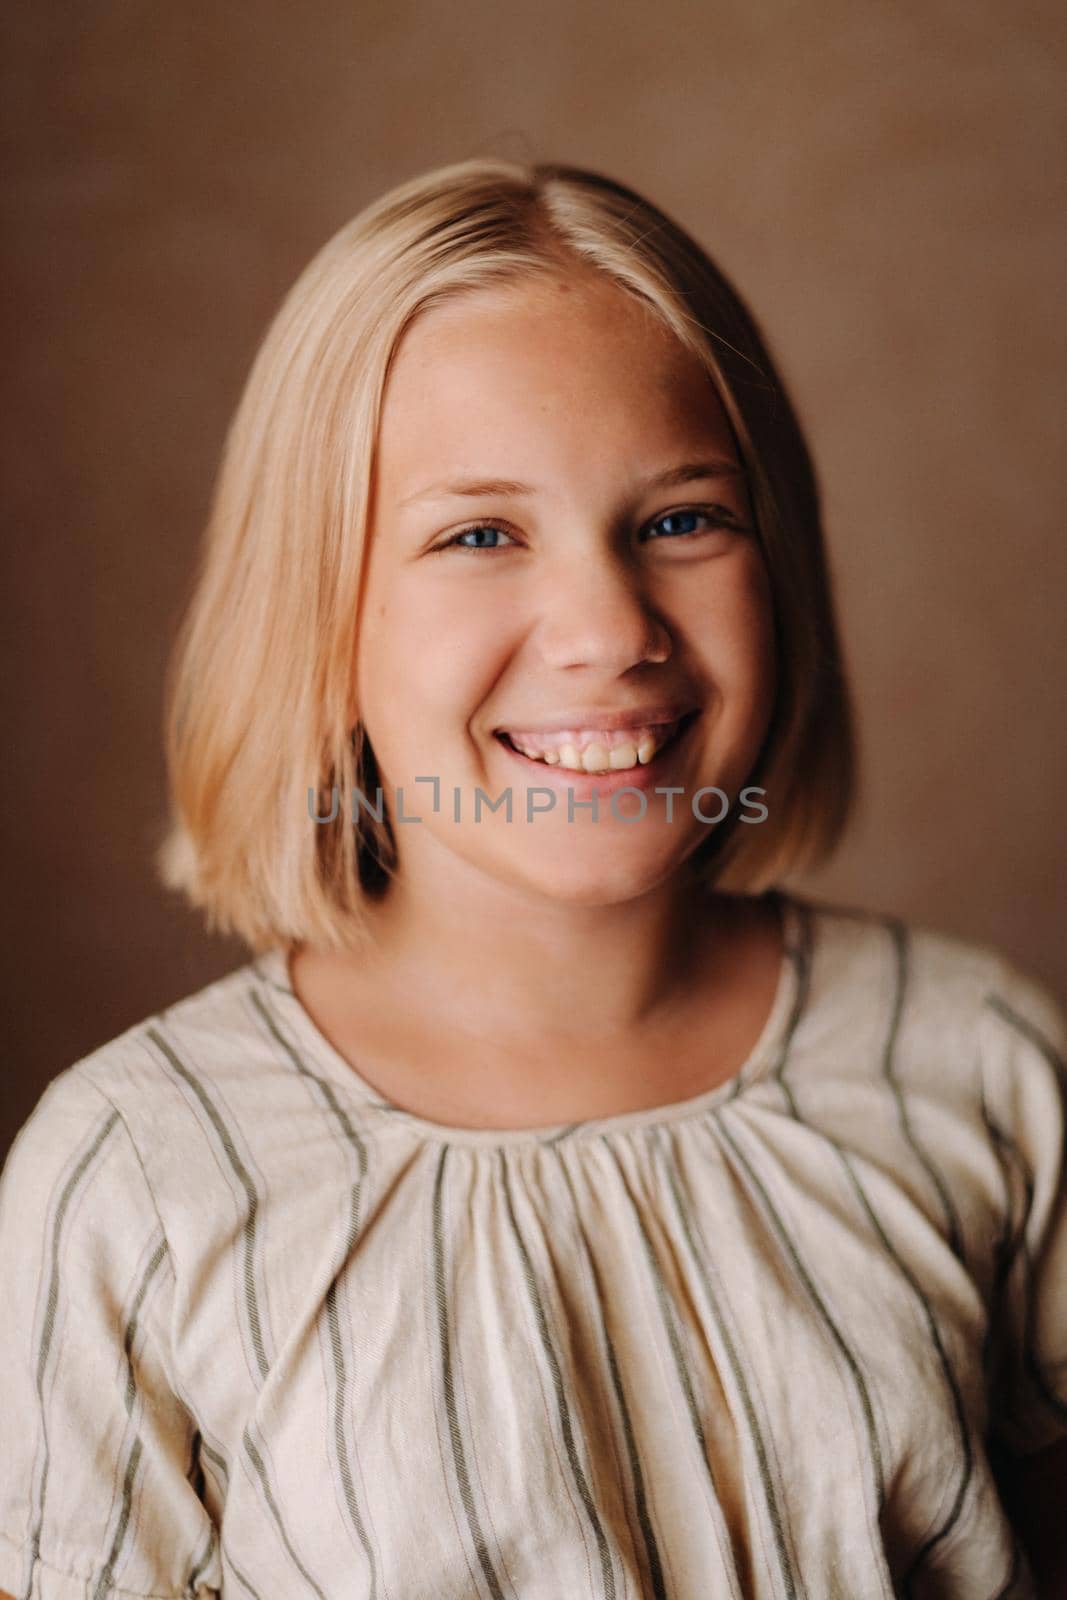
left=254, top=889, right=806, bottom=1149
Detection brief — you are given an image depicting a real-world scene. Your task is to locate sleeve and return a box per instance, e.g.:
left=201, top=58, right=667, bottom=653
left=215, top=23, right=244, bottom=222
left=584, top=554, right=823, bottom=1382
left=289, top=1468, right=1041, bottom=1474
left=978, top=957, right=1067, bottom=1460
left=0, top=1065, right=222, bottom=1598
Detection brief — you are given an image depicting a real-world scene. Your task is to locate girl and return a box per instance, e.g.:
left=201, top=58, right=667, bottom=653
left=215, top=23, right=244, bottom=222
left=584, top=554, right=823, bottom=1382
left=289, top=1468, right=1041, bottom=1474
left=1, top=159, right=1064, bottom=1600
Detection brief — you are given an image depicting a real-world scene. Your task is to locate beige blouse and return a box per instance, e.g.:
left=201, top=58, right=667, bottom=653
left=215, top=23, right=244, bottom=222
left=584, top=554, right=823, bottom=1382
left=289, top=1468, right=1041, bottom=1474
left=1, top=889, right=1065, bottom=1598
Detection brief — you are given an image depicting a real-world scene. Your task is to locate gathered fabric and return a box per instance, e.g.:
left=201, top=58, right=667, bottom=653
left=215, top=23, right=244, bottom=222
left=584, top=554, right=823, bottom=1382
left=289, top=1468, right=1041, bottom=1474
left=1, top=889, right=1064, bottom=1598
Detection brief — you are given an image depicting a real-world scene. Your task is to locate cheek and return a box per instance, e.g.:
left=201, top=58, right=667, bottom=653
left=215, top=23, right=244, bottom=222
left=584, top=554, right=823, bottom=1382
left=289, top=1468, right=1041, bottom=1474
left=357, top=575, right=513, bottom=738
left=737, top=560, right=777, bottom=686
left=689, top=552, right=777, bottom=694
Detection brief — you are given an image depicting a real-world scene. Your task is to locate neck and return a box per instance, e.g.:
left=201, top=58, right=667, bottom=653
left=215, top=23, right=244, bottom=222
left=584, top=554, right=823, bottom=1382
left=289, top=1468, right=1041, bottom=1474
left=350, top=854, right=748, bottom=1048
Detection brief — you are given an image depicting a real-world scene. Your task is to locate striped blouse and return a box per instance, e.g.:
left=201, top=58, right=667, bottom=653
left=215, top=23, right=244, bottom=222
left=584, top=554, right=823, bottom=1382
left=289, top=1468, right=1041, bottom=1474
left=1, top=890, right=1065, bottom=1599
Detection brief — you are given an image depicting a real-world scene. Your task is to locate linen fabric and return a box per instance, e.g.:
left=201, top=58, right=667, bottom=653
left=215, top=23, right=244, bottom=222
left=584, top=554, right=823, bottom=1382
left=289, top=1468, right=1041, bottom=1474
left=1, top=890, right=1065, bottom=1598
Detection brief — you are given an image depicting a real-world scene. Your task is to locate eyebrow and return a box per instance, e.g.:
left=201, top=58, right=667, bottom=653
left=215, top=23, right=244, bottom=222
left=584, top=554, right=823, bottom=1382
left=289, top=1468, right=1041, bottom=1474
left=399, top=459, right=742, bottom=508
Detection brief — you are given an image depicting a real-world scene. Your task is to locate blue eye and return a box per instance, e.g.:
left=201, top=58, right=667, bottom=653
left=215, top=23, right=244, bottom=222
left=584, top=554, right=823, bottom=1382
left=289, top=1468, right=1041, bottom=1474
left=440, top=523, right=515, bottom=552
left=434, top=506, right=740, bottom=554
left=645, top=509, right=724, bottom=540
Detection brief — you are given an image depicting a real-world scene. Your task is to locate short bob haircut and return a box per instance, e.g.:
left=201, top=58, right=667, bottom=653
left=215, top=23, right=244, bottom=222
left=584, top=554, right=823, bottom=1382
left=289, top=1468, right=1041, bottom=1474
left=157, top=157, right=857, bottom=954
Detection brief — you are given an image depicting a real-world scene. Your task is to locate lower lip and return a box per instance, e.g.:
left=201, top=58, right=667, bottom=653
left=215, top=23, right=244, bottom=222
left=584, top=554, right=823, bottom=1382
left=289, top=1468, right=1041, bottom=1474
left=493, top=714, right=701, bottom=799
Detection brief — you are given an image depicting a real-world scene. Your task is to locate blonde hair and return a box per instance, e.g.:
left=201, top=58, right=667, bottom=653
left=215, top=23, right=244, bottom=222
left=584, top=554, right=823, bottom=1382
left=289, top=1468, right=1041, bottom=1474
left=157, top=158, right=857, bottom=953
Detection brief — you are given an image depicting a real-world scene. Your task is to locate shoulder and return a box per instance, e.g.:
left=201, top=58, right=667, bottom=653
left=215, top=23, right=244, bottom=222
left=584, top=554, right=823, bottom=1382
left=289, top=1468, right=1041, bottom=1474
left=791, top=890, right=1065, bottom=1052
left=98, top=950, right=286, bottom=1098
left=2, top=953, right=286, bottom=1201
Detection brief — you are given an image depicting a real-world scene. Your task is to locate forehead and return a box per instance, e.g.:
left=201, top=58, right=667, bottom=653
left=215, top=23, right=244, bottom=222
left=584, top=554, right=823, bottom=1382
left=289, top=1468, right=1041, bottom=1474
left=375, top=273, right=737, bottom=488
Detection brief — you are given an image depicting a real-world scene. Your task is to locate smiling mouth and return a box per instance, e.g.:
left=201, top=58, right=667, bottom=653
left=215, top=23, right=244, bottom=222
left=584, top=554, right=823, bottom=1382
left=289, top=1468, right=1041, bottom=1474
left=495, top=711, right=700, bottom=775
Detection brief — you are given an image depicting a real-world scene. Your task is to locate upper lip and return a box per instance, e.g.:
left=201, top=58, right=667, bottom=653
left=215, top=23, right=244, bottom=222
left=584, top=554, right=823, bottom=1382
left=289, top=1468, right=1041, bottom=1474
left=496, top=703, right=700, bottom=736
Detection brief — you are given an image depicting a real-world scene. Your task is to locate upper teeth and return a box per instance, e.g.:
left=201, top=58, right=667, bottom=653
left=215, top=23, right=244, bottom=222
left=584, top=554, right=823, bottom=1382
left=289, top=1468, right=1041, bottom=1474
left=504, top=722, right=682, bottom=773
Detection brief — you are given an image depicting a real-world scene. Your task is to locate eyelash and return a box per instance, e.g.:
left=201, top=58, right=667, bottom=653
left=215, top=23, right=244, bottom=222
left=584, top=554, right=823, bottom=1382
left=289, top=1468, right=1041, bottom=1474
left=432, top=506, right=744, bottom=554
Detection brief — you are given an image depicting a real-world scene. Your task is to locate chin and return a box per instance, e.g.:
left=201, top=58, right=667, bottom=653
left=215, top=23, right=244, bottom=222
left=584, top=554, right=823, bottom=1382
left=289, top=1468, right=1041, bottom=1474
left=493, top=843, right=690, bottom=909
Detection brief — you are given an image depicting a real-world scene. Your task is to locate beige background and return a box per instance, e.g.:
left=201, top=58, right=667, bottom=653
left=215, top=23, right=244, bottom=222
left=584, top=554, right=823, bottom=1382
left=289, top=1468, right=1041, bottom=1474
left=3, top=2, right=1065, bottom=1162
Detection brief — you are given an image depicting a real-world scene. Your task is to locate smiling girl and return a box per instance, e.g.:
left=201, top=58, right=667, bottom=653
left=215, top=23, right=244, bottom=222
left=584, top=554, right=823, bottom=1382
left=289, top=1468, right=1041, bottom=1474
left=1, top=160, right=1064, bottom=1599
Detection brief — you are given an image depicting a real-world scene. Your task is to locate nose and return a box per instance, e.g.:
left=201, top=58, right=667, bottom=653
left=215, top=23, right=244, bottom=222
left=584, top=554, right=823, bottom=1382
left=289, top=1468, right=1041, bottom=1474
left=534, top=548, right=673, bottom=672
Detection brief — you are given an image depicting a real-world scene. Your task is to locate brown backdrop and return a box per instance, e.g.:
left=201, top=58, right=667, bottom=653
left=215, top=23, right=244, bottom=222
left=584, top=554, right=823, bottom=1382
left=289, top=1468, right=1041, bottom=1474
left=3, top=1, right=1065, bottom=1162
